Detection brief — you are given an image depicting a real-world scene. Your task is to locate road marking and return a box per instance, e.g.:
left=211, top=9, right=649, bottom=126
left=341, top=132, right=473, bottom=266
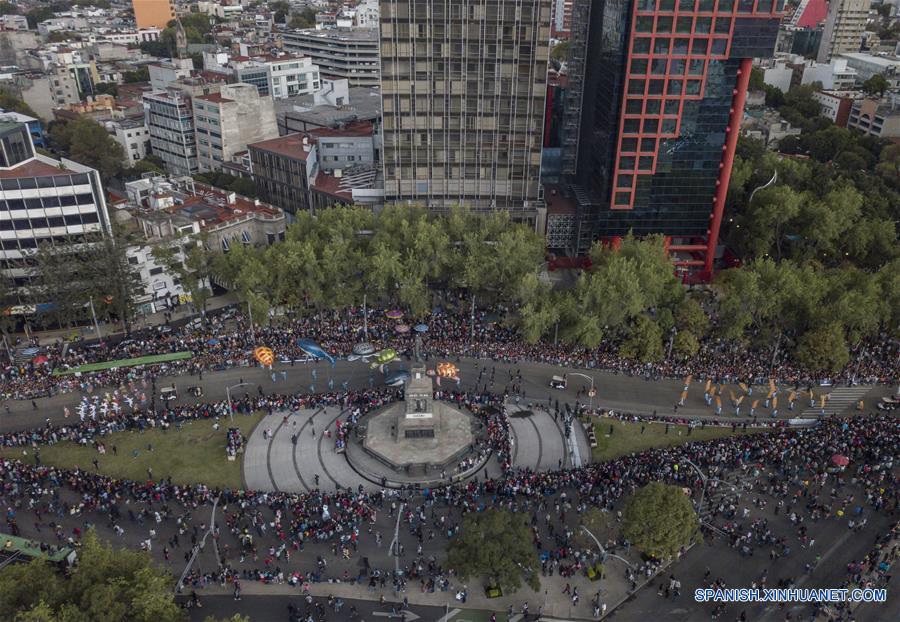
left=436, top=609, right=461, bottom=622
left=373, top=611, right=421, bottom=621
left=389, top=501, right=405, bottom=573
left=798, top=386, right=869, bottom=416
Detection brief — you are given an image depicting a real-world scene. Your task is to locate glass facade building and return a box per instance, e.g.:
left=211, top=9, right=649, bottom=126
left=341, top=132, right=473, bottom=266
left=379, top=0, right=552, bottom=221
left=566, top=0, right=781, bottom=277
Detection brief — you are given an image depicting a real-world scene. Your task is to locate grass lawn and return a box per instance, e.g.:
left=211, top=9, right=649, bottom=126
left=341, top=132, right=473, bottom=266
left=591, top=418, right=764, bottom=462
left=0, top=412, right=264, bottom=489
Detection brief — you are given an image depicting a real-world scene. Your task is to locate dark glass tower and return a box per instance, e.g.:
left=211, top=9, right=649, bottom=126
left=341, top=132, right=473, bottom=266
left=565, top=0, right=782, bottom=278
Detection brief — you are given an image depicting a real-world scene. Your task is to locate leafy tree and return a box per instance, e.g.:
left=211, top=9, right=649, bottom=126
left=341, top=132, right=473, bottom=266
left=0, top=529, right=184, bottom=622
left=574, top=507, right=619, bottom=550
left=516, top=272, right=559, bottom=343
left=550, top=40, right=570, bottom=62
left=622, top=482, right=700, bottom=559
left=288, top=7, right=317, bottom=29
left=122, top=66, right=150, bottom=83
left=26, top=6, right=56, bottom=29
left=447, top=509, right=540, bottom=592
left=48, top=118, right=125, bottom=180
left=793, top=321, right=849, bottom=373
left=862, top=73, right=888, bottom=97
left=0, top=90, right=40, bottom=119
left=672, top=330, right=700, bottom=360
left=153, top=238, right=215, bottom=320
left=93, top=82, right=118, bottom=97
left=0, top=2, right=18, bottom=15
left=673, top=297, right=708, bottom=337
left=619, top=315, right=664, bottom=363
left=124, top=157, right=165, bottom=178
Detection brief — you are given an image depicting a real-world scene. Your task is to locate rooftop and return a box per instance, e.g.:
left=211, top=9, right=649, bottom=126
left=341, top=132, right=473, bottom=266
left=277, top=86, right=381, bottom=128
left=0, top=158, right=74, bottom=179
left=249, top=133, right=315, bottom=161
left=283, top=28, right=378, bottom=43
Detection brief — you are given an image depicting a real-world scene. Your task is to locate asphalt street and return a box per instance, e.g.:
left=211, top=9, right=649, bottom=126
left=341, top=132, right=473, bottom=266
left=1, top=353, right=891, bottom=435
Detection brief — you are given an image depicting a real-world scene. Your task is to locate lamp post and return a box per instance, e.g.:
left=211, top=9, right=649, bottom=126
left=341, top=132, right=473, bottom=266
left=225, top=382, right=256, bottom=423
left=569, top=372, right=596, bottom=410
left=580, top=525, right=633, bottom=569
left=680, top=458, right=736, bottom=526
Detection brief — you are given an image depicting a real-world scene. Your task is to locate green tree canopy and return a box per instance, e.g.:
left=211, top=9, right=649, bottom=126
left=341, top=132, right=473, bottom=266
left=0, top=530, right=184, bottom=622
left=447, top=508, right=540, bottom=592
left=47, top=118, right=125, bottom=180
left=622, top=482, right=700, bottom=559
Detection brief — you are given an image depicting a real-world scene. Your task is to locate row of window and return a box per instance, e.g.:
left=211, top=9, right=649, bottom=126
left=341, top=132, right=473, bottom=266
left=0, top=194, right=95, bottom=210
left=0, top=174, right=91, bottom=191
left=632, top=36, right=729, bottom=57
left=0, top=212, right=99, bottom=230
left=636, top=0, right=781, bottom=13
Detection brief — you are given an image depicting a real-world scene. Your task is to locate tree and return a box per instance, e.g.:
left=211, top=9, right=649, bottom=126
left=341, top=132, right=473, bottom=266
left=289, top=7, right=317, bottom=29
left=93, top=82, right=118, bottom=97
left=793, top=321, right=849, bottom=373
left=550, top=40, right=570, bottom=62
left=87, top=227, right=141, bottom=334
left=447, top=509, right=540, bottom=592
left=152, top=237, right=215, bottom=320
left=0, top=2, right=18, bottom=16
left=622, top=482, right=700, bottom=559
left=26, top=6, right=56, bottom=29
left=862, top=74, right=889, bottom=97
left=673, top=297, right=708, bottom=338
left=48, top=118, right=125, bottom=180
left=619, top=315, right=664, bottom=363
left=122, top=66, right=150, bottom=83
left=0, top=90, right=39, bottom=120
left=574, top=507, right=619, bottom=551
left=0, top=529, right=184, bottom=622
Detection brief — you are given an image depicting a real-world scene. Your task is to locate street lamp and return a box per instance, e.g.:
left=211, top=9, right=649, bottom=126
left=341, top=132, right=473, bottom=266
left=680, top=458, right=736, bottom=527
left=580, top=525, right=633, bottom=569
left=226, top=382, right=257, bottom=423
left=569, top=372, right=596, bottom=410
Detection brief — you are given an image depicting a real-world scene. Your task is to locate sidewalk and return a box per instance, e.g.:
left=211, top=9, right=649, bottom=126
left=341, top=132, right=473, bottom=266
left=17, top=293, right=239, bottom=347
left=195, top=569, right=626, bottom=621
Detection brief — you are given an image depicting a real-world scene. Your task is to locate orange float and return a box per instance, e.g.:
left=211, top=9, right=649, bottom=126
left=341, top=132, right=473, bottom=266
left=254, top=346, right=275, bottom=366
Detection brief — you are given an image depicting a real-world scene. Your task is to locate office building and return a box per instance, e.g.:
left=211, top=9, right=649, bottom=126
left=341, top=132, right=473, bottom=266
left=816, top=0, right=871, bottom=63
left=281, top=29, right=380, bottom=87
left=847, top=96, right=900, bottom=138
left=109, top=118, right=151, bottom=167
left=0, top=121, right=110, bottom=294
left=232, top=54, right=321, bottom=99
left=132, top=0, right=176, bottom=30
left=557, top=0, right=782, bottom=278
left=193, top=83, right=278, bottom=173
left=379, top=0, right=552, bottom=220
left=144, top=89, right=197, bottom=177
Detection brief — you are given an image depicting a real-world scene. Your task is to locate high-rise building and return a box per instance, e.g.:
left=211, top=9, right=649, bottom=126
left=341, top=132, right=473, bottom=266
left=132, top=0, right=176, bottom=30
left=0, top=120, right=110, bottom=295
left=816, top=0, right=870, bottom=63
left=558, top=0, right=782, bottom=278
left=379, top=0, right=552, bottom=222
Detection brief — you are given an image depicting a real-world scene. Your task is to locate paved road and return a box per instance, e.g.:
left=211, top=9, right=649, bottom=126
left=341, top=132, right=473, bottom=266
left=242, top=405, right=589, bottom=492
left=1, top=355, right=891, bottom=435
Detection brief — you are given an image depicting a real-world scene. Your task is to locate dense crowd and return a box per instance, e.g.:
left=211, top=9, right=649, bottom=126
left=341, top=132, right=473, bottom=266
left=2, top=304, right=897, bottom=400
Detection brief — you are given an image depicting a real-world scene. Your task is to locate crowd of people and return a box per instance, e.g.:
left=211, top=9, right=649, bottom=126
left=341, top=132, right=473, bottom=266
left=0, top=375, right=896, bottom=616
left=2, top=304, right=897, bottom=400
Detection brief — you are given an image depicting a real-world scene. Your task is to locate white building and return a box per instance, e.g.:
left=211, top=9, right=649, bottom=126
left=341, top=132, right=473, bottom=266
left=0, top=120, right=111, bottom=297
left=355, top=0, right=379, bottom=28
left=148, top=58, right=194, bottom=92
left=125, top=243, right=188, bottom=314
left=0, top=15, right=29, bottom=31
left=817, top=0, right=872, bottom=63
left=763, top=61, right=794, bottom=92
left=108, top=119, right=151, bottom=167
left=230, top=54, right=321, bottom=99
left=801, top=58, right=859, bottom=90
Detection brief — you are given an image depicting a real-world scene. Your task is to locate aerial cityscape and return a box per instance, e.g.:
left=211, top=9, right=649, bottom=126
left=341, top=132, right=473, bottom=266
left=0, top=0, right=896, bottom=621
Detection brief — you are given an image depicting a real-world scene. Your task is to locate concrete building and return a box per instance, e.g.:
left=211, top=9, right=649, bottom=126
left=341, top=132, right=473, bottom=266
left=0, top=111, right=43, bottom=148
left=144, top=89, right=199, bottom=177
left=847, top=96, right=900, bottom=137
left=133, top=0, right=177, bottom=30
left=801, top=58, right=859, bottom=89
left=249, top=121, right=379, bottom=214
left=276, top=80, right=382, bottom=134
left=193, top=83, right=278, bottom=173
left=552, top=0, right=573, bottom=37
left=817, top=0, right=871, bottom=63
left=149, top=58, right=195, bottom=92
left=0, top=121, right=110, bottom=295
left=379, top=0, right=551, bottom=219
left=0, top=15, right=29, bottom=31
left=109, top=118, right=151, bottom=167
left=838, top=52, right=900, bottom=89
left=129, top=177, right=287, bottom=255
left=811, top=89, right=859, bottom=125
left=763, top=60, right=795, bottom=92
left=124, top=242, right=187, bottom=314
left=281, top=28, right=380, bottom=87
left=356, top=0, right=380, bottom=28
left=741, top=110, right=803, bottom=147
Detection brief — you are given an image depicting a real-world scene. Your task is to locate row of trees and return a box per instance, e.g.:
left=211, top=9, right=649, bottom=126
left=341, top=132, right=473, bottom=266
left=0, top=530, right=245, bottom=622
left=211, top=205, right=546, bottom=321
